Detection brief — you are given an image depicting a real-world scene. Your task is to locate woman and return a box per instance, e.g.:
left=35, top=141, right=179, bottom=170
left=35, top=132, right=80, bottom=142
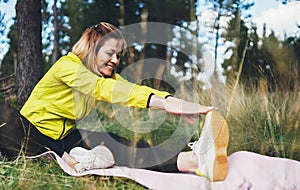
left=0, top=22, right=229, bottom=182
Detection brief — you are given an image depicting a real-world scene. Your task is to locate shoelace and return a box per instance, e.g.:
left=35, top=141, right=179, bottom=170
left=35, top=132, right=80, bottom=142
left=74, top=151, right=97, bottom=173
left=73, top=146, right=115, bottom=173
left=188, top=140, right=201, bottom=152
left=188, top=141, right=200, bottom=160
left=75, top=161, right=94, bottom=173
left=82, top=148, right=114, bottom=170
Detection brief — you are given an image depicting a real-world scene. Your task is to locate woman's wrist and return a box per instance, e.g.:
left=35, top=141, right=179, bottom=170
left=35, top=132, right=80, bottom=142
left=148, top=95, right=167, bottom=110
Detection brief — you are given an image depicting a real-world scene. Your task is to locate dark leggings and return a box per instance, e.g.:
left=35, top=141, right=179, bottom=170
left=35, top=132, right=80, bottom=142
left=0, top=103, right=179, bottom=172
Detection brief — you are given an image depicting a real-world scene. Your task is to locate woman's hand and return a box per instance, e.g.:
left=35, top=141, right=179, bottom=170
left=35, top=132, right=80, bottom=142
left=163, top=96, right=216, bottom=115
left=149, top=95, right=217, bottom=124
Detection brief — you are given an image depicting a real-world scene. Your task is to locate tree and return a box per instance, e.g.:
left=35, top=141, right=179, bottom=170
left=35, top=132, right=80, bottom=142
left=0, top=10, right=5, bottom=37
left=205, top=0, right=253, bottom=78
left=277, top=0, right=300, bottom=4
left=261, top=30, right=299, bottom=90
left=51, top=0, right=59, bottom=64
left=62, top=0, right=120, bottom=48
left=15, top=0, right=43, bottom=105
left=0, top=23, right=17, bottom=76
left=0, top=0, right=9, bottom=35
left=131, top=0, right=191, bottom=90
left=204, top=0, right=230, bottom=73
left=223, top=12, right=249, bottom=79
left=40, top=0, right=70, bottom=71
left=241, top=24, right=274, bottom=86
left=60, top=0, right=194, bottom=90
left=0, top=0, right=11, bottom=76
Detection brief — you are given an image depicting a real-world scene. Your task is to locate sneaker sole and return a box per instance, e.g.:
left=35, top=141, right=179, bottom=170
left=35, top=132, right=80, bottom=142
left=210, top=110, right=229, bottom=181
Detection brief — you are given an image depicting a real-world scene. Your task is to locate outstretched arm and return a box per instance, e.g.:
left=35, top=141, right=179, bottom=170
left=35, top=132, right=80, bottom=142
left=149, top=95, right=215, bottom=114
left=149, top=95, right=216, bottom=123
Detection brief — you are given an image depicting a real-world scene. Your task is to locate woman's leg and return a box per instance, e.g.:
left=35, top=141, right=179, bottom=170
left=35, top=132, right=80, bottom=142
left=0, top=103, right=74, bottom=159
left=0, top=103, right=44, bottom=158
left=177, top=151, right=198, bottom=172
left=78, top=129, right=181, bottom=172
left=60, top=129, right=92, bottom=169
left=25, top=128, right=90, bottom=169
left=0, top=103, right=27, bottom=159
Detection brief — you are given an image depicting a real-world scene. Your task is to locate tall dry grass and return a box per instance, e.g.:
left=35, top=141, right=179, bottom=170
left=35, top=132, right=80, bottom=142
left=224, top=79, right=300, bottom=160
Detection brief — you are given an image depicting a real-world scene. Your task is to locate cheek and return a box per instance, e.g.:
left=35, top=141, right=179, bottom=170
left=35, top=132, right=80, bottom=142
left=96, top=54, right=107, bottom=66
left=96, top=58, right=103, bottom=66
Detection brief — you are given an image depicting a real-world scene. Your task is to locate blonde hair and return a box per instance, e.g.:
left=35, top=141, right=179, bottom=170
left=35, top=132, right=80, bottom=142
left=72, top=22, right=126, bottom=77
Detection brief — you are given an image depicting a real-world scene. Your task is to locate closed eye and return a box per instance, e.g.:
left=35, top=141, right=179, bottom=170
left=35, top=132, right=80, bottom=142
left=107, top=52, right=113, bottom=56
left=106, top=52, right=121, bottom=59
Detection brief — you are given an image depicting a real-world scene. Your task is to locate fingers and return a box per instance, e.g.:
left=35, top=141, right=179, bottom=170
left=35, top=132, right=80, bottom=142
left=183, top=114, right=198, bottom=124
left=184, top=116, right=196, bottom=124
left=198, top=106, right=217, bottom=114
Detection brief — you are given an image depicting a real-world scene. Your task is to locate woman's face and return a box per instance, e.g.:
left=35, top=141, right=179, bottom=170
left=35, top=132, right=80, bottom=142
left=96, top=38, right=122, bottom=77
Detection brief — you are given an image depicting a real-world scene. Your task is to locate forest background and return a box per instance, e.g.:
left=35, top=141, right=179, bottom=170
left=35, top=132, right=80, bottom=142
left=0, top=0, right=300, bottom=189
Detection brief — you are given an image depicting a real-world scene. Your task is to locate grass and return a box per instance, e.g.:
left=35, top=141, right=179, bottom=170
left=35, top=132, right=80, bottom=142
left=1, top=79, right=300, bottom=189
left=225, top=80, right=300, bottom=160
left=0, top=156, right=146, bottom=189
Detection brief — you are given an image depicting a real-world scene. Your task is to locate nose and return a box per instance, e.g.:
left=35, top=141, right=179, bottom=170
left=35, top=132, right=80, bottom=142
left=111, top=53, right=119, bottom=63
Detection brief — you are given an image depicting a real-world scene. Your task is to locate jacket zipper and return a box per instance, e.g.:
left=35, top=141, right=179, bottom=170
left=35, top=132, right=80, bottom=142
left=59, top=97, right=91, bottom=140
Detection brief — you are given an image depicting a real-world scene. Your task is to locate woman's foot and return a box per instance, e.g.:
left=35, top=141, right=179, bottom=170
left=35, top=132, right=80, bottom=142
left=188, top=110, right=229, bottom=181
left=69, top=145, right=115, bottom=173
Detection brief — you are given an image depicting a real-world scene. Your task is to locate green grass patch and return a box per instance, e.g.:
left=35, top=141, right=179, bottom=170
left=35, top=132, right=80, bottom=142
left=0, top=156, right=146, bottom=189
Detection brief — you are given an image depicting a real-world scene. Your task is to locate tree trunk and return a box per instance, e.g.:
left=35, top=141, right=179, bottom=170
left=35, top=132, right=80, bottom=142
left=135, top=9, right=148, bottom=83
left=118, top=0, right=125, bottom=26
left=52, top=0, right=59, bottom=64
left=214, top=12, right=220, bottom=73
left=15, top=0, right=43, bottom=105
left=190, top=0, right=200, bottom=93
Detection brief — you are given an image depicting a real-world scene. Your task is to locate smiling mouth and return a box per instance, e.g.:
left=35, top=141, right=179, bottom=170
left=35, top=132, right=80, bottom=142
left=100, top=61, right=115, bottom=70
left=97, top=61, right=118, bottom=77
left=105, top=63, right=115, bottom=69
left=97, top=62, right=115, bottom=76
left=106, top=60, right=116, bottom=67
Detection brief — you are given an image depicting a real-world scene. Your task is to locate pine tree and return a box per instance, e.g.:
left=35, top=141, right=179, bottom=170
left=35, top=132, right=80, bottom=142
left=15, top=0, right=43, bottom=105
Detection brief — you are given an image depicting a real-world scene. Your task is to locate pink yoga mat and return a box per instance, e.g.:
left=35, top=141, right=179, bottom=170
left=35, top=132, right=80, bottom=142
left=25, top=151, right=300, bottom=190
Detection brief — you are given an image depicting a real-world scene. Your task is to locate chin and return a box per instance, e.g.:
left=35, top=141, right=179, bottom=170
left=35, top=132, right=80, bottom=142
left=101, top=72, right=113, bottom=78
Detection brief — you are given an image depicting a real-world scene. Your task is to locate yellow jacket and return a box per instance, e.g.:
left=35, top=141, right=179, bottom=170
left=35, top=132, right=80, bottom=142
left=20, top=52, right=170, bottom=140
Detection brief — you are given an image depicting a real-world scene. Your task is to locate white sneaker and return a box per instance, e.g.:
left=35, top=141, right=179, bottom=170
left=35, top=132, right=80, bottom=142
left=69, top=145, right=115, bottom=173
left=188, top=110, right=229, bottom=181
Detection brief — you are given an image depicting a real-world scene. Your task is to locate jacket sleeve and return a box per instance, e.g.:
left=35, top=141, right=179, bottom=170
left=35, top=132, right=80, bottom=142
left=53, top=58, right=171, bottom=108
left=115, top=74, right=171, bottom=98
